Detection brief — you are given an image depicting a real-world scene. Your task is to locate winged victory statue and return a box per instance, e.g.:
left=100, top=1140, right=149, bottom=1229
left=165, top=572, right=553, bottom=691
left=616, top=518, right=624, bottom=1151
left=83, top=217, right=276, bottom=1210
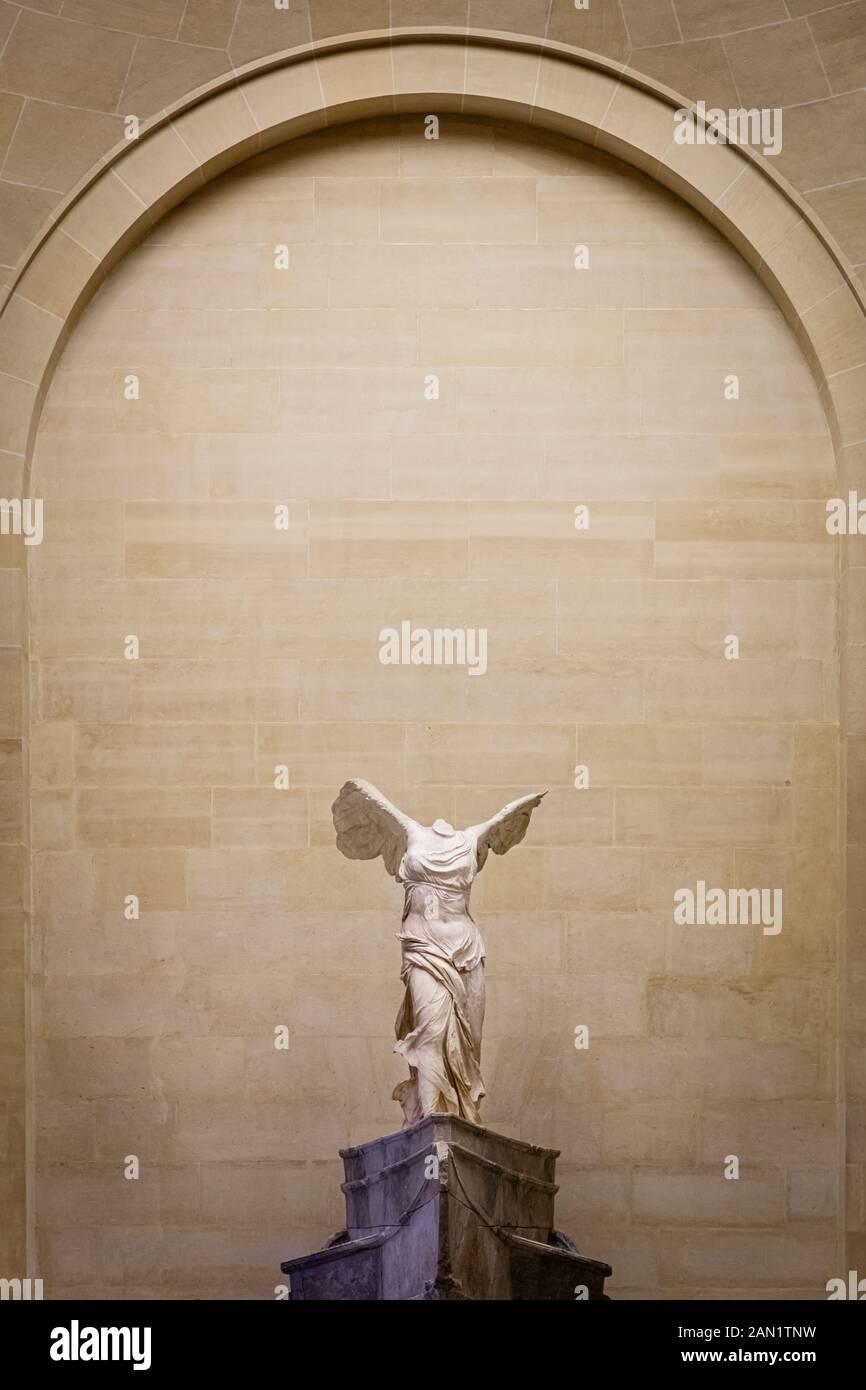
left=331, top=779, right=545, bottom=1128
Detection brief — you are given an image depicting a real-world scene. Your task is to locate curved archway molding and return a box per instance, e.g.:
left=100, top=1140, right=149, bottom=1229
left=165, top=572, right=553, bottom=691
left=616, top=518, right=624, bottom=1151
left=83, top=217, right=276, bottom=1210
left=2, top=29, right=865, bottom=488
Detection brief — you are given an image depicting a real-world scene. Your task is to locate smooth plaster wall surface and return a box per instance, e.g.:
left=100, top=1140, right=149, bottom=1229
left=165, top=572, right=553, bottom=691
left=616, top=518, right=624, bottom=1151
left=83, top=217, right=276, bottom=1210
left=26, top=114, right=841, bottom=1298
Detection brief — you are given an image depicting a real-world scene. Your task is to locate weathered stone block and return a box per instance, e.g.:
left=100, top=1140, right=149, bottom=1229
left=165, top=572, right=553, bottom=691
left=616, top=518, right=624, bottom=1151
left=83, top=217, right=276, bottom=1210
left=282, top=1115, right=611, bottom=1300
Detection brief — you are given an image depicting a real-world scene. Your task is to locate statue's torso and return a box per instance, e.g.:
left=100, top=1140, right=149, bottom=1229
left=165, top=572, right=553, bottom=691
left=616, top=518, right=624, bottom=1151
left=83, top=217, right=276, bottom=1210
left=396, top=828, right=485, bottom=971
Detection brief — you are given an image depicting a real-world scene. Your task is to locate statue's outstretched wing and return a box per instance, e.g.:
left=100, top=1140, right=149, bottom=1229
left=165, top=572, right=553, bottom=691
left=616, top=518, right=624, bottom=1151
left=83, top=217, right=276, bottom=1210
left=331, top=779, right=416, bottom=877
left=465, top=792, right=546, bottom=871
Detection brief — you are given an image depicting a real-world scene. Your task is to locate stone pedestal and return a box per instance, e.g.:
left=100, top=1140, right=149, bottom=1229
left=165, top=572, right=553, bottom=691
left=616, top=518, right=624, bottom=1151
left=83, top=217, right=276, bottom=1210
left=282, top=1115, right=611, bottom=1301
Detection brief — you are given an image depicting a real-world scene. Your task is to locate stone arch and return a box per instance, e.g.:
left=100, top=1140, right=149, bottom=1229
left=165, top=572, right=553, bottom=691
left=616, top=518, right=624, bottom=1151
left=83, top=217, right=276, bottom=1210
left=2, top=30, right=864, bottom=484
left=3, top=29, right=862, bottom=1277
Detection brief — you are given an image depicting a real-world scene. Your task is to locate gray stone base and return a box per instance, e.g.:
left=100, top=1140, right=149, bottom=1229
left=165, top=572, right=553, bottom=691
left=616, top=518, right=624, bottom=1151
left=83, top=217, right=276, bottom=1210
left=282, top=1115, right=611, bottom=1300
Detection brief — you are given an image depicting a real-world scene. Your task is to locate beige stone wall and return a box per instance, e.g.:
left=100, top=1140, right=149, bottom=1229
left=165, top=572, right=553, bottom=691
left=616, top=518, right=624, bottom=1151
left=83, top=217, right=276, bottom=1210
left=0, top=514, right=25, bottom=1277
left=0, top=0, right=861, bottom=1304
left=27, top=114, right=840, bottom=1298
left=0, top=0, right=864, bottom=287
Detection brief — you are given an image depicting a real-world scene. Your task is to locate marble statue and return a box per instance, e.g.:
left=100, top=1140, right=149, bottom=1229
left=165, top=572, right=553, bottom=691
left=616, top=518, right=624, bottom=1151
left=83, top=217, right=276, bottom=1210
left=331, top=779, right=545, bottom=1128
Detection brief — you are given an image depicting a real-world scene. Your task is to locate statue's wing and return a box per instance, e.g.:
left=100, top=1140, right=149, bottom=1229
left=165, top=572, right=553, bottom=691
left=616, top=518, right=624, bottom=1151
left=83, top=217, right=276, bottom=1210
left=331, top=779, right=415, bottom=877
left=466, top=792, right=546, bottom=871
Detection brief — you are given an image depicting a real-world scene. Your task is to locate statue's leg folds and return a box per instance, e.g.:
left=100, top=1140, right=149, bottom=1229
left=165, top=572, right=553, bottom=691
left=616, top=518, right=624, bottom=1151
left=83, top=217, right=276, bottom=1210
left=395, top=964, right=458, bottom=1116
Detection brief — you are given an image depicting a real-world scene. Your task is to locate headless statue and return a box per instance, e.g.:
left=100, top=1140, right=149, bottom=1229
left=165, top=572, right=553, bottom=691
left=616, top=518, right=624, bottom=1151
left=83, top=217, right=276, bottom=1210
left=331, top=779, right=545, bottom=1127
